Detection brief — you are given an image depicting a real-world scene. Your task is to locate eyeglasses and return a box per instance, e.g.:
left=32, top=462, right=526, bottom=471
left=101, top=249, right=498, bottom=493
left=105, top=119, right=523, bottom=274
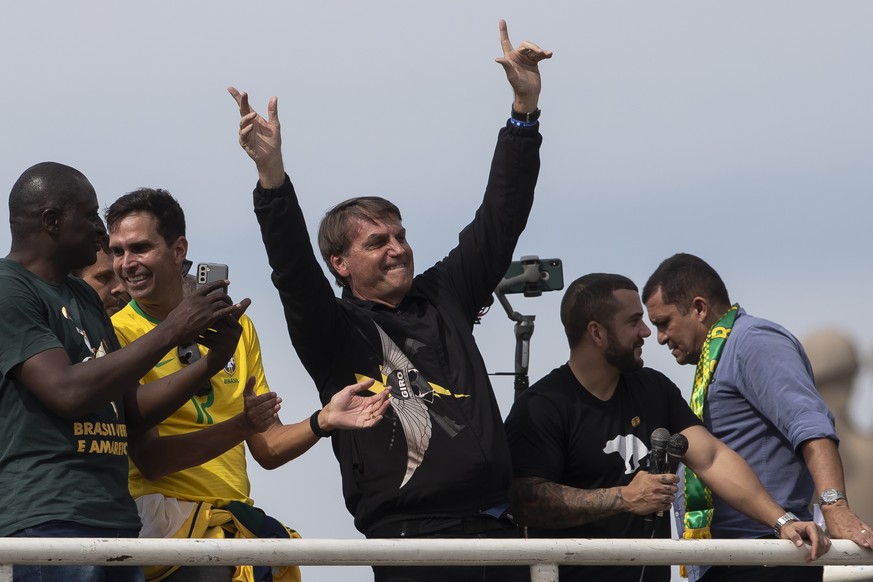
left=177, top=343, right=213, bottom=397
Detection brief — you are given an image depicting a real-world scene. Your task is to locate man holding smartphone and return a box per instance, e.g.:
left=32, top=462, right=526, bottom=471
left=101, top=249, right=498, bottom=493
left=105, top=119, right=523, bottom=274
left=230, top=20, right=551, bottom=582
left=0, top=163, right=245, bottom=582
left=106, top=188, right=389, bottom=582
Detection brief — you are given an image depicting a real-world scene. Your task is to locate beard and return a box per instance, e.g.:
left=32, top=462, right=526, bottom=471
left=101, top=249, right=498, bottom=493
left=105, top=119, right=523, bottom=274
left=604, top=328, right=644, bottom=372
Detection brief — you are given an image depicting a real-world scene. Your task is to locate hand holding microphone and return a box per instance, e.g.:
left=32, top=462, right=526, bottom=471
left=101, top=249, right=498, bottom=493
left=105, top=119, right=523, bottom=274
left=642, top=429, right=688, bottom=530
left=641, top=428, right=670, bottom=530
left=658, top=432, right=688, bottom=517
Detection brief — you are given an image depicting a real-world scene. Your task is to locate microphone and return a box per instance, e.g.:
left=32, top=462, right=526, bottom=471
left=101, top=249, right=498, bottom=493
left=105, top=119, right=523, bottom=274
left=656, top=432, right=689, bottom=518
left=665, top=433, right=689, bottom=473
left=643, top=428, right=670, bottom=531
left=648, top=428, right=670, bottom=473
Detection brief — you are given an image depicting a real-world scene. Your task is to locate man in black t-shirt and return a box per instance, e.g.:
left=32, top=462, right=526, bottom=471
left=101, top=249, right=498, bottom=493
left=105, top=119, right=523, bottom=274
left=505, top=273, right=828, bottom=582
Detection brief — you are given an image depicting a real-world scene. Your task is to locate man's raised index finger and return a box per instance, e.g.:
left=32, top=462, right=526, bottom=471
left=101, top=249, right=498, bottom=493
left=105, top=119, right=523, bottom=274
left=498, top=19, right=513, bottom=56
left=227, top=86, right=242, bottom=105
left=267, top=95, right=279, bottom=124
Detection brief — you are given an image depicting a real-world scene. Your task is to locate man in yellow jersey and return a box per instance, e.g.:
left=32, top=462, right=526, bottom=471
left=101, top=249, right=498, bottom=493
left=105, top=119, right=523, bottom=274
left=107, top=187, right=390, bottom=582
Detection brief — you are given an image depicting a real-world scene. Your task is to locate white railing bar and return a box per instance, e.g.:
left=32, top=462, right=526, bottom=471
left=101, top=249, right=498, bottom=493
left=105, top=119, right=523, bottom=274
left=825, top=567, right=873, bottom=582
left=0, top=538, right=869, bottom=567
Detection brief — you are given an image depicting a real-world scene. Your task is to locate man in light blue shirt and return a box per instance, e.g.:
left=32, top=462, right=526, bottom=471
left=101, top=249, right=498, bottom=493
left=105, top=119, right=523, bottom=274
left=644, top=253, right=872, bottom=582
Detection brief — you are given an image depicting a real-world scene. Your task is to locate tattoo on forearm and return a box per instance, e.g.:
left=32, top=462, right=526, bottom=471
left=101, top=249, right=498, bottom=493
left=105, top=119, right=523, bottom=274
left=511, top=477, right=624, bottom=529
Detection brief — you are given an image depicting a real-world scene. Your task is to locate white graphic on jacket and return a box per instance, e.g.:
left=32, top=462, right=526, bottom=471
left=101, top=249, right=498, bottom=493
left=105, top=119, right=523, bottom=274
left=375, top=324, right=465, bottom=488
left=603, top=434, right=649, bottom=475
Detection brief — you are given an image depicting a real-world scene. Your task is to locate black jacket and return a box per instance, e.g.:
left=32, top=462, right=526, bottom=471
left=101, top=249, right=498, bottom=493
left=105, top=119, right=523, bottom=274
left=253, top=122, right=542, bottom=536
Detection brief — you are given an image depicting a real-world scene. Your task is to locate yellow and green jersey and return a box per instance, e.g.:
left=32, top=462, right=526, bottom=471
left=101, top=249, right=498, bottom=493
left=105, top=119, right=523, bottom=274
left=112, top=300, right=269, bottom=507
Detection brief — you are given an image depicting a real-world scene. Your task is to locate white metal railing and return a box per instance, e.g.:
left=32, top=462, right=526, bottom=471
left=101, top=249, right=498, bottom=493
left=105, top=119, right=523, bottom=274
left=0, top=538, right=872, bottom=582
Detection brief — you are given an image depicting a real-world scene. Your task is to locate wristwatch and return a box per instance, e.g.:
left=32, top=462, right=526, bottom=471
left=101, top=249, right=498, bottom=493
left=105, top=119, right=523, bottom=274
left=773, top=512, right=800, bottom=537
left=510, top=108, right=541, bottom=123
left=818, top=488, right=847, bottom=505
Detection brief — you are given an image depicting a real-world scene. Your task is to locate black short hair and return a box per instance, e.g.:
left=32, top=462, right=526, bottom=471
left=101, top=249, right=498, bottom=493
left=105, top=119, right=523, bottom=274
left=560, top=273, right=638, bottom=349
left=9, top=162, right=92, bottom=239
left=642, top=253, right=730, bottom=311
left=106, top=188, right=185, bottom=245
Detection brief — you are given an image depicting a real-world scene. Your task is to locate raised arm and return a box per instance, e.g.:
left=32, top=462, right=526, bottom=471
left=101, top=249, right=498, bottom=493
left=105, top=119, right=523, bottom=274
left=228, top=87, right=284, bottom=189
left=227, top=86, right=348, bottom=392
left=683, top=425, right=830, bottom=560
left=431, top=22, right=552, bottom=316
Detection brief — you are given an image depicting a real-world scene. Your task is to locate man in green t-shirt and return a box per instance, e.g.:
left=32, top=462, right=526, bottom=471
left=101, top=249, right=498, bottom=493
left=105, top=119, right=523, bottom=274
left=0, top=162, right=247, bottom=582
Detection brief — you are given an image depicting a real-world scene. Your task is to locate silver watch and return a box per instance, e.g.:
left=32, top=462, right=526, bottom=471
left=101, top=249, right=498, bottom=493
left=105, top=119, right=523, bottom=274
left=773, top=511, right=799, bottom=537
left=818, top=488, right=847, bottom=505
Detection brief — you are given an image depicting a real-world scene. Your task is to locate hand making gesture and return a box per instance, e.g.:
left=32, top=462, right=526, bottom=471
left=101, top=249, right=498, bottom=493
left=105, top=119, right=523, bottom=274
left=495, top=19, right=553, bottom=113
left=228, top=86, right=285, bottom=189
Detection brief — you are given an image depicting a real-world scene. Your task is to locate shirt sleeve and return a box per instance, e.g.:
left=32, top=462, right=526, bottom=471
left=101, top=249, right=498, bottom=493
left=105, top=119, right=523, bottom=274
left=253, top=176, right=345, bottom=394
left=732, top=322, right=837, bottom=449
left=0, top=279, right=62, bottom=376
left=659, top=373, right=704, bottom=434
left=505, top=391, right=567, bottom=482
left=240, top=315, right=270, bottom=396
left=426, top=123, right=542, bottom=321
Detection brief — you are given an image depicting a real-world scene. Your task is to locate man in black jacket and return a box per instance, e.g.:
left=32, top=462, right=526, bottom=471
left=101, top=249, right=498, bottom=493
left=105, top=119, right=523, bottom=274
left=230, top=20, right=550, bottom=582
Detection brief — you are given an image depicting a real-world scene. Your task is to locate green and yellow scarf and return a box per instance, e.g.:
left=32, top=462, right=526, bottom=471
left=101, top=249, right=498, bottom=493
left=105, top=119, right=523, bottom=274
left=680, top=304, right=739, bottom=576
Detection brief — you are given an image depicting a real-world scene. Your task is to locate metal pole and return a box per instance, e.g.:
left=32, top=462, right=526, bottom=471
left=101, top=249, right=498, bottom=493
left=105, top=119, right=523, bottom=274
left=513, top=316, right=535, bottom=400
left=0, top=538, right=870, bottom=567
left=530, top=563, right=559, bottom=582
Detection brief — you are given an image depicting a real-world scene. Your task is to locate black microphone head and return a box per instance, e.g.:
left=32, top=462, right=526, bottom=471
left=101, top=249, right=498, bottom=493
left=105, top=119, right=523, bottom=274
left=649, top=428, right=670, bottom=473
left=667, top=433, right=689, bottom=456
left=650, top=428, right=670, bottom=452
left=665, top=433, right=689, bottom=473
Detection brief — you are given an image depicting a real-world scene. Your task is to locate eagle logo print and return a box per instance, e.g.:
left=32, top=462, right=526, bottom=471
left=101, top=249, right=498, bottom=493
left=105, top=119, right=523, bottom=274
left=374, top=324, right=464, bottom=488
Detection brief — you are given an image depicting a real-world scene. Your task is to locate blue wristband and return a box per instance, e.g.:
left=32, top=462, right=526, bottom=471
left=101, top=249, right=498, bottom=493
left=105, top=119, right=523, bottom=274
left=509, top=118, right=538, bottom=128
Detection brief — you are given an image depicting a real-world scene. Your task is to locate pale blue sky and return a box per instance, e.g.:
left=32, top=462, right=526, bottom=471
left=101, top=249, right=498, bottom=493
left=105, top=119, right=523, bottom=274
left=3, top=2, right=872, bottom=580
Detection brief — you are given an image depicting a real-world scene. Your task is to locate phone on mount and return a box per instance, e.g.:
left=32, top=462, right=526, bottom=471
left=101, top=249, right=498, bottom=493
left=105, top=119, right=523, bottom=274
left=501, top=258, right=564, bottom=296
left=196, top=263, right=229, bottom=294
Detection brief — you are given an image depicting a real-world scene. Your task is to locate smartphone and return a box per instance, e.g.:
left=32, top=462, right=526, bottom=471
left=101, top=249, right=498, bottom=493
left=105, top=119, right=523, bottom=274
left=196, top=263, right=229, bottom=293
left=500, top=258, right=564, bottom=296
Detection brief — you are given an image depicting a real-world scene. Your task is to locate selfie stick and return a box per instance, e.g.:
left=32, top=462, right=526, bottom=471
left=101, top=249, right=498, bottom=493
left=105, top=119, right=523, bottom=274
left=494, top=256, right=542, bottom=401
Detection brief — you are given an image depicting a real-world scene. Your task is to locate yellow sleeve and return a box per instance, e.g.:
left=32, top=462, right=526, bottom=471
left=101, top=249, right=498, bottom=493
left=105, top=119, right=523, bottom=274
left=239, top=314, right=270, bottom=396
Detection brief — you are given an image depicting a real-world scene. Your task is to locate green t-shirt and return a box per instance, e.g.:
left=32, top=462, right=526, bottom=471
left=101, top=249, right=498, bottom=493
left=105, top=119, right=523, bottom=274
left=0, top=259, right=139, bottom=536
